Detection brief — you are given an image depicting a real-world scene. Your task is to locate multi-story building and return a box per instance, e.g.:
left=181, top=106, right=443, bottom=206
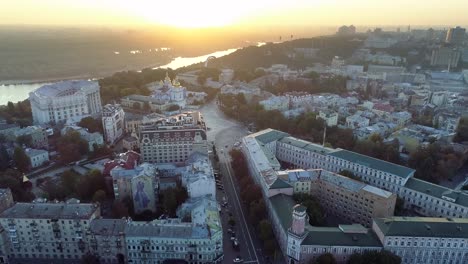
left=13, top=126, right=48, bottom=149
left=373, top=217, right=468, bottom=264
left=140, top=112, right=207, bottom=164
left=125, top=196, right=223, bottom=264
left=0, top=189, right=14, bottom=213
left=102, top=104, right=125, bottom=145
left=431, top=46, right=461, bottom=68
left=446, top=26, right=466, bottom=46
left=0, top=201, right=100, bottom=264
left=345, top=114, right=370, bottom=129
left=279, top=169, right=396, bottom=227
left=88, top=219, right=127, bottom=264
left=29, top=80, right=102, bottom=125
left=24, top=148, right=49, bottom=169
left=181, top=152, right=216, bottom=199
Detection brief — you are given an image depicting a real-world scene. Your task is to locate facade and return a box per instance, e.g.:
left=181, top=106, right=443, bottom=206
left=431, top=46, right=461, bottom=68
left=125, top=196, right=223, bottom=264
left=181, top=152, right=216, bottom=199
left=110, top=163, right=158, bottom=213
left=140, top=112, right=207, bottom=164
left=0, top=201, right=100, bottom=264
left=122, top=135, right=139, bottom=151
left=25, top=148, right=49, bottom=168
left=102, top=104, right=125, bottom=145
left=29, top=80, right=102, bottom=125
left=88, top=219, right=127, bottom=264
left=13, top=126, right=48, bottom=149
left=373, top=217, right=468, bottom=264
left=0, top=189, right=14, bottom=214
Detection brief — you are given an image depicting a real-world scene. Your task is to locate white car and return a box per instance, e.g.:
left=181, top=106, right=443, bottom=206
left=233, top=257, right=243, bottom=263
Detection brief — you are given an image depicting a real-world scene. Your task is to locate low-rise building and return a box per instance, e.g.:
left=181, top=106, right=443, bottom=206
left=318, top=110, right=338, bottom=127
left=0, top=189, right=14, bottom=213
left=181, top=152, right=216, bottom=199
left=14, top=126, right=48, bottom=149
left=346, top=114, right=370, bottom=129
left=25, top=148, right=49, bottom=168
left=122, top=135, right=139, bottom=151
left=0, top=123, right=20, bottom=141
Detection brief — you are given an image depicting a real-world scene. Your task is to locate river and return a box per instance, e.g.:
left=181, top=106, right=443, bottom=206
left=0, top=47, right=238, bottom=105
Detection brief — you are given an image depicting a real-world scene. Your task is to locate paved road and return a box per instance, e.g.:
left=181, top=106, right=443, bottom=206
left=200, top=101, right=266, bottom=264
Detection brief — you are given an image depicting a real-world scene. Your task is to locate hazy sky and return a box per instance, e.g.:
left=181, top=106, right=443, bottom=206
left=2, top=0, right=468, bottom=28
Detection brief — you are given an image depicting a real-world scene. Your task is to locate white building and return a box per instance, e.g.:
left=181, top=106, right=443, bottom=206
left=346, top=114, right=370, bottom=129
left=102, top=104, right=125, bottom=145
left=218, top=69, right=234, bottom=84
left=25, top=148, right=49, bottom=168
left=29, top=80, right=102, bottom=125
left=318, top=110, right=338, bottom=127
left=259, top=96, right=290, bottom=111
left=148, top=73, right=187, bottom=109
left=181, top=152, right=216, bottom=199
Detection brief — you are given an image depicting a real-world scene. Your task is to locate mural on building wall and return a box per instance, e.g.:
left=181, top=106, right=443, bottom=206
left=132, top=176, right=155, bottom=213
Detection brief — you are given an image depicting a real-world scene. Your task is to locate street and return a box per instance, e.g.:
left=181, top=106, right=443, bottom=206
left=200, top=101, right=267, bottom=264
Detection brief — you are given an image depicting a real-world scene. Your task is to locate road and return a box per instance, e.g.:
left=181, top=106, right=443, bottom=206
left=200, top=101, right=266, bottom=264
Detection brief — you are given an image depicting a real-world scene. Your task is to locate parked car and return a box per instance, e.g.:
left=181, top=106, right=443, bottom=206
left=233, top=257, right=243, bottom=263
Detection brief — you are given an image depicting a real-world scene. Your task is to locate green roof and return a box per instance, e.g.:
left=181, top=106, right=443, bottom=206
left=269, top=194, right=297, bottom=231
left=269, top=178, right=292, bottom=189
left=328, top=150, right=415, bottom=179
left=278, top=137, right=334, bottom=155
left=301, top=226, right=382, bottom=247
left=374, top=217, right=468, bottom=238
left=254, top=129, right=289, bottom=144
left=405, top=178, right=468, bottom=208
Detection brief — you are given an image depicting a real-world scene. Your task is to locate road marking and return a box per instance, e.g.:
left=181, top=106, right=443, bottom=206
left=223, top=151, right=259, bottom=263
left=243, top=261, right=258, bottom=263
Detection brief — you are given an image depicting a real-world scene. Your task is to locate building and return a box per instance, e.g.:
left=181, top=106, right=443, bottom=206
left=25, top=148, right=49, bottom=169
left=102, top=104, right=125, bottom=145
left=280, top=169, right=396, bottom=227
left=140, top=112, right=207, bottom=164
left=122, top=135, right=139, bottom=151
left=446, top=26, right=466, bottom=46
left=0, top=201, right=100, bottom=264
left=0, top=189, right=14, bottom=213
left=88, top=219, right=127, bottom=264
left=61, top=126, right=104, bottom=152
left=336, top=25, right=356, bottom=36
left=436, top=113, right=461, bottom=133
left=431, top=46, right=461, bottom=68
left=318, top=110, right=338, bottom=127
left=110, top=162, right=157, bottom=214
left=125, top=196, right=223, bottom=264
left=29, top=80, right=102, bottom=125
left=218, top=69, right=234, bottom=84
left=373, top=217, right=468, bottom=264
left=13, top=126, right=48, bottom=149
left=181, top=152, right=216, bottom=199
left=346, top=114, right=370, bottom=129
left=147, top=73, right=187, bottom=109
left=0, top=123, right=20, bottom=141
left=259, top=96, right=290, bottom=111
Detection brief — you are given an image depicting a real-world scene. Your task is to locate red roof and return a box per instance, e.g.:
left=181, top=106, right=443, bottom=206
left=103, top=151, right=140, bottom=175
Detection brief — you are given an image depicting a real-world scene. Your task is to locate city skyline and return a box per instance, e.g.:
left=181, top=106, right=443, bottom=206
left=2, top=0, right=468, bottom=28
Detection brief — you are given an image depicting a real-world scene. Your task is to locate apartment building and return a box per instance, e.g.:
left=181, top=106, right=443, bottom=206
left=0, top=201, right=100, bottom=264
left=14, top=126, right=48, bottom=149
left=88, top=219, right=127, bottom=264
left=102, top=104, right=125, bottom=145
left=140, top=112, right=207, bottom=163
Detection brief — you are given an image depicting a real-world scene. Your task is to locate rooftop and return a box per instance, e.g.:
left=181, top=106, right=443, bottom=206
left=125, top=221, right=209, bottom=239
left=0, top=202, right=99, bottom=220
left=405, top=178, right=468, bottom=208
left=252, top=129, right=289, bottom=144
left=374, top=217, right=468, bottom=238
left=31, top=80, right=98, bottom=98
left=328, top=149, right=415, bottom=179
left=89, top=219, right=127, bottom=236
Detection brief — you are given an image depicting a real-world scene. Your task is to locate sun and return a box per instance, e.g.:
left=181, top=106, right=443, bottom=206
left=124, top=0, right=251, bottom=28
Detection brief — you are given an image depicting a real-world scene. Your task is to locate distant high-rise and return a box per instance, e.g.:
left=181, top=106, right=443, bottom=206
left=446, top=26, right=466, bottom=46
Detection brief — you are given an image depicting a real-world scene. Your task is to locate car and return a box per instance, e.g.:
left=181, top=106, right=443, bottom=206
left=225, top=145, right=228, bottom=148
left=227, top=228, right=233, bottom=233
left=232, top=239, right=240, bottom=250
left=230, top=236, right=236, bottom=241
left=217, top=186, right=224, bottom=190
left=233, top=257, right=243, bottom=263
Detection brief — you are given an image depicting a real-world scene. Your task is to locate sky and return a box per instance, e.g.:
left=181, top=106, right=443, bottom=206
left=1, top=0, right=468, bottom=28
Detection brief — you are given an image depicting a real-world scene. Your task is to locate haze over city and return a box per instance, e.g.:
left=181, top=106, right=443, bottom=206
left=1, top=1, right=468, bottom=264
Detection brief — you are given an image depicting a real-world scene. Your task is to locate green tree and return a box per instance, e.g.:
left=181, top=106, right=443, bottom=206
left=314, top=253, right=337, bottom=264
left=61, top=170, right=79, bottom=194
left=92, top=189, right=107, bottom=203
left=57, top=131, right=89, bottom=164
left=16, top=134, right=33, bottom=147
left=13, top=147, right=30, bottom=172
left=112, top=200, right=130, bottom=218
left=133, top=102, right=141, bottom=110
left=0, top=169, right=35, bottom=202
left=258, top=219, right=273, bottom=241
left=166, top=104, right=181, bottom=112
left=0, top=146, right=11, bottom=171
left=78, top=117, right=103, bottom=133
